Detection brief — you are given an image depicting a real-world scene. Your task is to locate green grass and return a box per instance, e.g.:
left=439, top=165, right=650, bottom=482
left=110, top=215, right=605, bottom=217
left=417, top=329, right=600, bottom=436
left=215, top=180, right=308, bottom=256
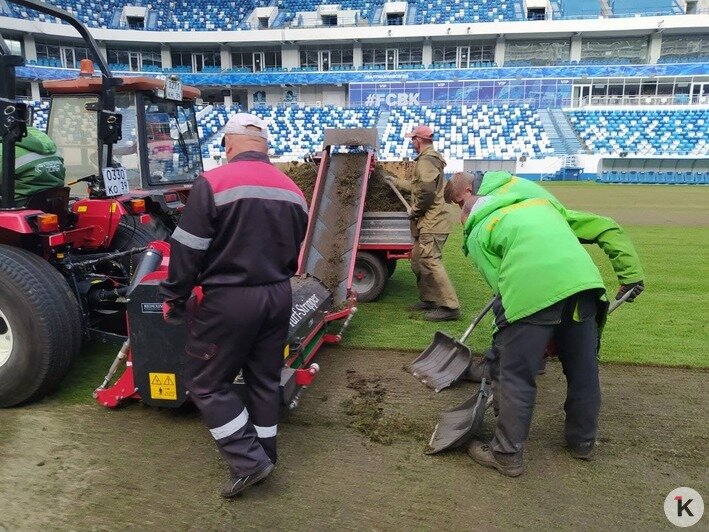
left=343, top=184, right=709, bottom=368
left=50, top=342, right=118, bottom=405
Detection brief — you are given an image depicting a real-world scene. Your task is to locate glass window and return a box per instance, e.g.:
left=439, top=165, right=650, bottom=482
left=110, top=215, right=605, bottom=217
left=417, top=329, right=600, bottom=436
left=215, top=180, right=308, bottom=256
left=143, top=98, right=202, bottom=185
left=362, top=46, right=387, bottom=67
left=659, top=35, right=709, bottom=61
left=505, top=39, right=570, bottom=65
left=581, top=37, right=649, bottom=64
left=112, top=93, right=141, bottom=189
left=47, top=95, right=99, bottom=191
left=3, top=37, right=22, bottom=56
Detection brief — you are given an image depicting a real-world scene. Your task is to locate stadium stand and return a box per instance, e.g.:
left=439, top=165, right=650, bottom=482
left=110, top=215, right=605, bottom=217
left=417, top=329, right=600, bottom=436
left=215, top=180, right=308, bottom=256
left=599, top=170, right=709, bottom=184
left=198, top=105, right=379, bottom=159
left=567, top=109, right=709, bottom=156
left=4, top=0, right=689, bottom=29
left=30, top=100, right=50, bottom=130
left=412, top=0, right=518, bottom=24
left=380, top=104, right=553, bottom=160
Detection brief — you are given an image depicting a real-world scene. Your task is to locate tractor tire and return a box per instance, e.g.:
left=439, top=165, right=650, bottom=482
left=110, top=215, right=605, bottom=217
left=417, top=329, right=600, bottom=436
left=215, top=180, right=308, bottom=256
left=386, top=259, right=397, bottom=278
left=0, top=245, right=82, bottom=407
left=145, top=216, right=172, bottom=241
left=110, top=221, right=157, bottom=280
left=352, top=252, right=387, bottom=303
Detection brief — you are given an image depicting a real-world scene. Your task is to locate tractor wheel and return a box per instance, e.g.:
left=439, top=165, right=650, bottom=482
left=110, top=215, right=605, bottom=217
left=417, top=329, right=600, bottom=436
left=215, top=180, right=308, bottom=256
left=141, top=215, right=172, bottom=241
left=0, top=245, right=82, bottom=407
left=386, top=259, right=397, bottom=278
left=352, top=252, right=387, bottom=303
left=110, top=221, right=157, bottom=280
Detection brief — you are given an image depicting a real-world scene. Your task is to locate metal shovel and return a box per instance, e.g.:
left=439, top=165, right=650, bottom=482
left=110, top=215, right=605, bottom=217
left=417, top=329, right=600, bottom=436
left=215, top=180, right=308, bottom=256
left=426, top=288, right=637, bottom=454
left=406, top=297, right=495, bottom=392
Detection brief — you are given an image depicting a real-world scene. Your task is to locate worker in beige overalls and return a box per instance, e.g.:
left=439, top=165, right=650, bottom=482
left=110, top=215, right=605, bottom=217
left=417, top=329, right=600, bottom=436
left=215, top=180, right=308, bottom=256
left=387, top=125, right=460, bottom=322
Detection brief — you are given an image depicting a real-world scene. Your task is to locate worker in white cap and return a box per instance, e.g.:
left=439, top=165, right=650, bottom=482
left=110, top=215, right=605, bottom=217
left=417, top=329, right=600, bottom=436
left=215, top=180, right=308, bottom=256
left=161, top=112, right=308, bottom=498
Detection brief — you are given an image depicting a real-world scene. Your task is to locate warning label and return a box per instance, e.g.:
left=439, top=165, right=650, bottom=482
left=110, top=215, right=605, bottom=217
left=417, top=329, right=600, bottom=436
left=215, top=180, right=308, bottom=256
left=149, top=372, right=177, bottom=401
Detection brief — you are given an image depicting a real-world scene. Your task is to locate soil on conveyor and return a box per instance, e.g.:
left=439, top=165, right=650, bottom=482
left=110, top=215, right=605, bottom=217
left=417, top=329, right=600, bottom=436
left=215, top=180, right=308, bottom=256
left=308, top=153, right=367, bottom=297
left=280, top=161, right=408, bottom=213
left=1, top=348, right=706, bottom=530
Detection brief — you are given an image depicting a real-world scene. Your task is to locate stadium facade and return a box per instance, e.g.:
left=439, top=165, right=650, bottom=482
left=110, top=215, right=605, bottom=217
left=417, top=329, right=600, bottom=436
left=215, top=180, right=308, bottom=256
left=1, top=0, right=707, bottom=181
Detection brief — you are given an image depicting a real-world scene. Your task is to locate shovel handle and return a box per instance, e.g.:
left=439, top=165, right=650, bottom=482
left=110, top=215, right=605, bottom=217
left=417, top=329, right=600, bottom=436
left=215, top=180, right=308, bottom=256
left=382, top=175, right=412, bottom=211
left=460, top=297, right=496, bottom=343
left=608, top=287, right=636, bottom=314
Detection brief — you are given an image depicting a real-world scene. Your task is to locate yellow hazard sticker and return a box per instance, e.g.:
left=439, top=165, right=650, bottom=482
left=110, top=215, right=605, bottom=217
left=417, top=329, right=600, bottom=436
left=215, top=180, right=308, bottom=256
left=76, top=205, right=88, bottom=213
left=149, top=372, right=177, bottom=400
left=110, top=202, right=118, bottom=213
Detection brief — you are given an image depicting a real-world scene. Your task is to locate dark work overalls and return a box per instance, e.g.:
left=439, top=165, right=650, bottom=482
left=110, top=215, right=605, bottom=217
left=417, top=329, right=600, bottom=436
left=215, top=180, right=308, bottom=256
left=486, top=289, right=607, bottom=457
left=160, top=151, right=308, bottom=477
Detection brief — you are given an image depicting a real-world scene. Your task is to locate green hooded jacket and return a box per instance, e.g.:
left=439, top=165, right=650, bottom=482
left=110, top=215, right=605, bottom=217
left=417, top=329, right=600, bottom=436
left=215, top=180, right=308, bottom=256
left=0, top=127, right=66, bottom=207
left=463, top=193, right=606, bottom=324
left=477, top=171, right=644, bottom=285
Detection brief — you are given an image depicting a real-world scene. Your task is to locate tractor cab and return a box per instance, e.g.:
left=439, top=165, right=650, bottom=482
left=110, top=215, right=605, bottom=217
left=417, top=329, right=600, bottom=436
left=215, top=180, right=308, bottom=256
left=43, top=61, right=203, bottom=237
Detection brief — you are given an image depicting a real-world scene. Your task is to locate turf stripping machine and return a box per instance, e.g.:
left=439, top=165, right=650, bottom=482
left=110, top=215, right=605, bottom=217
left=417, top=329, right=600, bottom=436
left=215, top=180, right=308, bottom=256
left=95, top=129, right=379, bottom=409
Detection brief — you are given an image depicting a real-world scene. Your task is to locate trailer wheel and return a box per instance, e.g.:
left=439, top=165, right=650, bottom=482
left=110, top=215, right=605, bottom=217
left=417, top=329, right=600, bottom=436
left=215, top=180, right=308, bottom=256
left=386, top=259, right=397, bottom=278
left=352, top=252, right=387, bottom=303
left=0, top=245, right=82, bottom=407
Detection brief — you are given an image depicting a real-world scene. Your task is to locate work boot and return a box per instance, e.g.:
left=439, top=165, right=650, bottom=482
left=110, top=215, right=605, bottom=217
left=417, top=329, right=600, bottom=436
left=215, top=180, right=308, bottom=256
left=424, top=307, right=461, bottom=322
left=406, top=300, right=436, bottom=312
left=568, top=441, right=595, bottom=461
left=220, top=462, right=274, bottom=499
left=467, top=441, right=524, bottom=477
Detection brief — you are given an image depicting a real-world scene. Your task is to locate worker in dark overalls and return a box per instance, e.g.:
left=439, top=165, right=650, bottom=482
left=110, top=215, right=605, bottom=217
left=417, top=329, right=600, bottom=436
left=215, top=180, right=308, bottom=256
left=160, top=113, right=308, bottom=498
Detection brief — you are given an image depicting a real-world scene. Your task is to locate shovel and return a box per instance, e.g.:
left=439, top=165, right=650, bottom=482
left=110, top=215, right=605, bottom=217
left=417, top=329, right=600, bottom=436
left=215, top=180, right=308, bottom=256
left=381, top=174, right=412, bottom=212
left=406, top=297, right=495, bottom=392
left=426, top=288, right=637, bottom=454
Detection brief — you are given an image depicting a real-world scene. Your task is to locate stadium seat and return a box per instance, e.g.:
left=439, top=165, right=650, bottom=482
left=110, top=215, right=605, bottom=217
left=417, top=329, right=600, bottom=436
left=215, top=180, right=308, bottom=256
left=567, top=109, right=709, bottom=157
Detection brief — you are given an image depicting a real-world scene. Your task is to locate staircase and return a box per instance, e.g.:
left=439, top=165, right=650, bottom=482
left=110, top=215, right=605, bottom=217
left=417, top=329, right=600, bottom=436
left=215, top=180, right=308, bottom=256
left=376, top=110, right=390, bottom=150
left=550, top=108, right=588, bottom=154
left=538, top=109, right=588, bottom=156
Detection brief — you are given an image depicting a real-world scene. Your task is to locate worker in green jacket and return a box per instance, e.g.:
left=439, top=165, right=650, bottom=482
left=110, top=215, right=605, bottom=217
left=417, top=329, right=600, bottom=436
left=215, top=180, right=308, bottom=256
left=0, top=126, right=66, bottom=207
left=459, top=191, right=618, bottom=477
left=444, top=171, right=645, bottom=295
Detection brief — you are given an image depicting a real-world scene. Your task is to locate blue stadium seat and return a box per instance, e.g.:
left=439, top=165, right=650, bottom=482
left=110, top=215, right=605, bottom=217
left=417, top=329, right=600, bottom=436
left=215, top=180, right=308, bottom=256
left=567, top=109, right=709, bottom=157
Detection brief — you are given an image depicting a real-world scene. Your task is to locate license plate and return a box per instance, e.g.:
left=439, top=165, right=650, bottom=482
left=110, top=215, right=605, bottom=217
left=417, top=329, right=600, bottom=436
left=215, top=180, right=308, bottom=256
left=164, top=78, right=183, bottom=101
left=102, top=167, right=130, bottom=197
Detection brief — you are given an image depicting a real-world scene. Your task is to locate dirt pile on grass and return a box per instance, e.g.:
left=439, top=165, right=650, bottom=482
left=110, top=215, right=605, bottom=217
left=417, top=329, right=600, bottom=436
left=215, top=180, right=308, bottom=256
left=341, top=370, right=429, bottom=445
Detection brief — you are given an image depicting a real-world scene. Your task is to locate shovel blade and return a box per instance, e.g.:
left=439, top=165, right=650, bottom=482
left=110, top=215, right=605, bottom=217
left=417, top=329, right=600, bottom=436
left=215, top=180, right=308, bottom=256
left=406, top=331, right=472, bottom=392
left=426, top=381, right=490, bottom=454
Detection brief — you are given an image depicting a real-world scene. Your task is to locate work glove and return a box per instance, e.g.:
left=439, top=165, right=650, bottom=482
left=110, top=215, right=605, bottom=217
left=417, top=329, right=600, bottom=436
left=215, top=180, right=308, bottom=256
left=616, top=281, right=644, bottom=303
left=383, top=174, right=396, bottom=184
left=162, top=301, right=186, bottom=325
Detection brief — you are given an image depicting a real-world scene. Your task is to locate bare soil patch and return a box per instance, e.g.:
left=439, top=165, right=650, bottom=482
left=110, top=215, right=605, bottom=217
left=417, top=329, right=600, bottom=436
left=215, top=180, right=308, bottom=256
left=1, top=347, right=706, bottom=530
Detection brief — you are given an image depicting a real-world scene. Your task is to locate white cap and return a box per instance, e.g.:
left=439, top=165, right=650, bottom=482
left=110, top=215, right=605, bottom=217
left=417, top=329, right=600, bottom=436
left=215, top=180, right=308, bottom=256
left=221, top=113, right=269, bottom=146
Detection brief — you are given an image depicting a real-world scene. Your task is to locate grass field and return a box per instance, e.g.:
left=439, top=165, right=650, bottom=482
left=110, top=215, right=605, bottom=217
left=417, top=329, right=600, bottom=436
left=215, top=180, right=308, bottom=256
left=343, top=183, right=709, bottom=368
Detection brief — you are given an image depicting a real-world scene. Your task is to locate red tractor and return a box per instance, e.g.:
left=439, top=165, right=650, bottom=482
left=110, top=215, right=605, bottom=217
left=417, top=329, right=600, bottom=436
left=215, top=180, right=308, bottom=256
left=0, top=0, right=166, bottom=407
